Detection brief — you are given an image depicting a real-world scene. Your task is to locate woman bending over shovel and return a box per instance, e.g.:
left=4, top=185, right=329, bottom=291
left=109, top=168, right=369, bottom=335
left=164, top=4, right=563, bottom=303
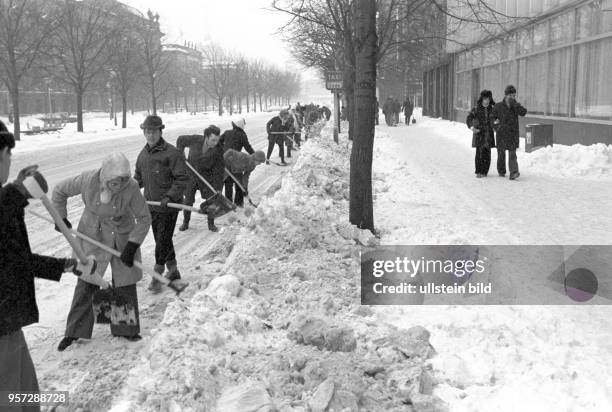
left=52, top=153, right=151, bottom=351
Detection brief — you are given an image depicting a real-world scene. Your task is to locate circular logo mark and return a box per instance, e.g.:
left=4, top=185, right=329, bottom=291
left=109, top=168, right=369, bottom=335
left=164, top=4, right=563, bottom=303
left=564, top=268, right=598, bottom=302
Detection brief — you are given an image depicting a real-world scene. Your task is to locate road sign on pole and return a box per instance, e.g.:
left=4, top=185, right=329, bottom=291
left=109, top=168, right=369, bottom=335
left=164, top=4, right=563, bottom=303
left=325, top=71, right=343, bottom=90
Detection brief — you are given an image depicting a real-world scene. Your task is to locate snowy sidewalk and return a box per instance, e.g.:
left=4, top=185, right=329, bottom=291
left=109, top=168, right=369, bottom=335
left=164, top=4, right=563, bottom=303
left=373, top=117, right=612, bottom=244
left=372, top=116, right=612, bottom=411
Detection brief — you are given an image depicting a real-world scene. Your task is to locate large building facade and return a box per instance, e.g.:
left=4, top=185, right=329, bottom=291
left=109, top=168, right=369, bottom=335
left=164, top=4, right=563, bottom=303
left=423, top=0, right=612, bottom=145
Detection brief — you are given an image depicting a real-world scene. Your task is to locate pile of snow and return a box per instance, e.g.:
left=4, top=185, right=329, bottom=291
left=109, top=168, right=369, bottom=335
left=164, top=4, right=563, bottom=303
left=111, top=130, right=444, bottom=412
left=522, top=143, right=612, bottom=179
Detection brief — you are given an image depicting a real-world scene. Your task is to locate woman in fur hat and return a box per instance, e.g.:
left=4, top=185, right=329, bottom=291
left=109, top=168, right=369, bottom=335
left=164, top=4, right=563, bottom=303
left=52, top=153, right=151, bottom=350
left=466, top=90, right=496, bottom=178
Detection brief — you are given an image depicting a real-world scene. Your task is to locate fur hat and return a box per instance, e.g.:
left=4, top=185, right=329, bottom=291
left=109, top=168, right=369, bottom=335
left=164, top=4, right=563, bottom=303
left=252, top=150, right=266, bottom=163
left=140, top=115, right=165, bottom=130
left=504, top=85, right=517, bottom=96
left=480, top=89, right=493, bottom=100
left=232, top=117, right=246, bottom=130
left=99, top=153, right=131, bottom=203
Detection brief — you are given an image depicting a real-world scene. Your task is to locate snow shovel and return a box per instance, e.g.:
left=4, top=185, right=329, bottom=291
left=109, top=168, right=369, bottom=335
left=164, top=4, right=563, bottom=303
left=185, top=161, right=237, bottom=218
left=224, top=167, right=258, bottom=208
left=28, top=209, right=188, bottom=295
left=23, top=176, right=109, bottom=289
left=146, top=201, right=205, bottom=214
left=269, top=132, right=300, bottom=150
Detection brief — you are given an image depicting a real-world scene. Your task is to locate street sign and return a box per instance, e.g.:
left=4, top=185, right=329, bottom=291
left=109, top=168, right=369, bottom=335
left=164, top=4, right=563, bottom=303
left=325, top=70, right=343, bottom=90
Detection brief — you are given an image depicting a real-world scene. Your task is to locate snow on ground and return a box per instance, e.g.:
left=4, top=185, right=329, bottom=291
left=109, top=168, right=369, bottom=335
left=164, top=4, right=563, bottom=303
left=372, top=117, right=612, bottom=411
left=4, top=110, right=271, bottom=154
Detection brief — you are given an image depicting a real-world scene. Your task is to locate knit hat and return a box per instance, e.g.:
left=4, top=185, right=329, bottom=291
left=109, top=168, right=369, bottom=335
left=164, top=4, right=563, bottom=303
left=252, top=150, right=266, bottom=163
left=504, top=85, right=516, bottom=96
left=99, top=153, right=131, bottom=203
left=140, top=115, right=165, bottom=130
left=232, top=117, right=246, bottom=130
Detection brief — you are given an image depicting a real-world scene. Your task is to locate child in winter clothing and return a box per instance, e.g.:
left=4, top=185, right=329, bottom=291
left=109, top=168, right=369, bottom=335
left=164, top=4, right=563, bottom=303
left=223, top=149, right=266, bottom=199
left=466, top=90, right=496, bottom=177
left=195, top=125, right=224, bottom=232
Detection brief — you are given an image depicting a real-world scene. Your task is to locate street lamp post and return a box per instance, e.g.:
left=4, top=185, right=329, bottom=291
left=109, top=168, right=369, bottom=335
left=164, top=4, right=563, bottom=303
left=191, top=77, right=197, bottom=115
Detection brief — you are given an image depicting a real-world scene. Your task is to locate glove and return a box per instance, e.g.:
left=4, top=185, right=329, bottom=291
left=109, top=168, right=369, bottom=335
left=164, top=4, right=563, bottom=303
left=15, top=165, right=38, bottom=185
left=65, top=257, right=97, bottom=277
left=120, top=241, right=140, bottom=267
left=160, top=197, right=171, bottom=208
left=242, top=190, right=248, bottom=197
left=54, top=218, right=72, bottom=232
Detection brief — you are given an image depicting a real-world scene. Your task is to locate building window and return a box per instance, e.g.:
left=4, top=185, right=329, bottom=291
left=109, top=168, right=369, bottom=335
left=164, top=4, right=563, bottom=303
left=533, top=22, right=548, bottom=51
left=483, top=64, right=502, bottom=98
left=517, top=28, right=533, bottom=55
left=575, top=37, right=612, bottom=119
left=595, top=0, right=612, bottom=35
left=550, top=12, right=574, bottom=47
left=456, top=71, right=471, bottom=110
left=501, top=60, right=518, bottom=95
left=518, top=54, right=547, bottom=115
left=517, top=0, right=530, bottom=16
left=576, top=4, right=593, bottom=39
left=501, top=33, right=517, bottom=60
left=483, top=40, right=502, bottom=65
left=530, top=0, right=543, bottom=16
left=506, top=0, right=517, bottom=16
left=548, top=47, right=572, bottom=116
left=471, top=48, right=483, bottom=67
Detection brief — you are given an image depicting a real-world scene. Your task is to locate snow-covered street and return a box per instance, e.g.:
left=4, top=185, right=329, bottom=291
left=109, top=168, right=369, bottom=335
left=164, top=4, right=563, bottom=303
left=10, top=111, right=612, bottom=411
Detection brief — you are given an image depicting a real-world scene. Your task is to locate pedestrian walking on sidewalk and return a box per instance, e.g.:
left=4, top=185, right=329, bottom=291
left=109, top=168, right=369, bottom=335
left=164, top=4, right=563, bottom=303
left=393, top=98, right=402, bottom=126
left=383, top=96, right=394, bottom=126
left=222, top=117, right=254, bottom=207
left=52, top=153, right=151, bottom=350
left=402, top=97, right=414, bottom=125
left=1, top=128, right=98, bottom=398
left=492, top=85, right=527, bottom=180
left=467, top=90, right=496, bottom=178
left=134, top=115, right=189, bottom=293
left=194, top=125, right=224, bottom=232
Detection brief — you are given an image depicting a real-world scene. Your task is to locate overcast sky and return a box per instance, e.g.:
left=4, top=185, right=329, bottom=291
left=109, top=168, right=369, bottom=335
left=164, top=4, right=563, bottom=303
left=122, top=0, right=294, bottom=67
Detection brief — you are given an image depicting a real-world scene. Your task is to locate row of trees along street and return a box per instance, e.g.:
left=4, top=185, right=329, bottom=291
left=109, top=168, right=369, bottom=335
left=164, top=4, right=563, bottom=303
left=0, top=0, right=301, bottom=140
left=272, top=0, right=530, bottom=232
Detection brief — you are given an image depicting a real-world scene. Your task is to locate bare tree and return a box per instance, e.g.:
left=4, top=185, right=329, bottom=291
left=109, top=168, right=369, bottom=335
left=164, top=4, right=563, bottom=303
left=46, top=0, right=121, bottom=132
left=138, top=10, right=169, bottom=115
left=0, top=0, right=56, bottom=140
left=201, top=43, right=235, bottom=117
left=350, top=0, right=377, bottom=230
left=107, top=27, right=144, bottom=128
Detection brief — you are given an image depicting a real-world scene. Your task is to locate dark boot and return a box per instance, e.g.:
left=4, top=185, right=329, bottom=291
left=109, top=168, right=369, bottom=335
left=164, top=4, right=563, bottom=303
left=165, top=259, right=181, bottom=281
left=208, top=217, right=218, bottom=232
left=179, top=211, right=191, bottom=231
left=57, top=336, right=77, bottom=351
left=148, top=264, right=164, bottom=293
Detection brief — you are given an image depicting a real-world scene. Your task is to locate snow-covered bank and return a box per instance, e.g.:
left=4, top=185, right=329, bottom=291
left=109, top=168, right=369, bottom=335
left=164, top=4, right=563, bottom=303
left=414, top=117, right=612, bottom=180
left=7, top=110, right=272, bottom=154
left=110, top=131, right=445, bottom=412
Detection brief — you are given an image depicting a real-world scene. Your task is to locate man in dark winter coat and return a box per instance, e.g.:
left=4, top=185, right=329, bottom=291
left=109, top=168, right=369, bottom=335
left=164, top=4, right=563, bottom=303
left=194, top=126, right=224, bottom=232
left=382, top=97, right=394, bottom=126
left=176, top=126, right=215, bottom=231
left=134, top=115, right=189, bottom=293
left=467, top=90, right=496, bottom=178
left=492, top=85, right=527, bottom=180
left=266, top=109, right=295, bottom=166
left=0, top=128, right=98, bottom=405
left=393, top=98, right=402, bottom=125
left=402, top=98, right=414, bottom=125
left=222, top=117, right=254, bottom=207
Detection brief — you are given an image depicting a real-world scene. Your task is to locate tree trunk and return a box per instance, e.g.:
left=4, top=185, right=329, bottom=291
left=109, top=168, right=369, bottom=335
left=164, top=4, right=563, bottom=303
left=9, top=88, right=20, bottom=141
left=76, top=86, right=84, bottom=132
left=238, top=95, right=242, bottom=114
left=150, top=76, right=157, bottom=115
left=246, top=92, right=250, bottom=113
left=122, top=94, right=128, bottom=128
left=349, top=0, right=377, bottom=231
left=218, top=97, right=223, bottom=116
left=259, top=95, right=262, bottom=112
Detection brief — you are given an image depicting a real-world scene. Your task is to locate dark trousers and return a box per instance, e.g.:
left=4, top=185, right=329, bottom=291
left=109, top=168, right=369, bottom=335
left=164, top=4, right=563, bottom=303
left=151, top=210, right=178, bottom=266
left=475, top=147, right=491, bottom=175
left=267, top=140, right=285, bottom=162
left=497, top=148, right=519, bottom=175
left=375, top=114, right=379, bottom=125
left=65, top=279, right=139, bottom=339
left=0, top=329, right=40, bottom=412
left=224, top=175, right=244, bottom=207
left=384, top=113, right=393, bottom=126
